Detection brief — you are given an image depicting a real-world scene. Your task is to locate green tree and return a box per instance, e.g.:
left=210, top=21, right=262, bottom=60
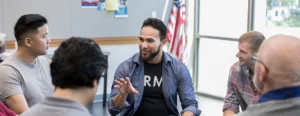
left=281, top=0, right=294, bottom=7
left=267, top=0, right=272, bottom=9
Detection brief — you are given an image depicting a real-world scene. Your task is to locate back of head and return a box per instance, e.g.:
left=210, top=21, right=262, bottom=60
left=50, top=37, right=108, bottom=89
left=259, top=34, right=300, bottom=86
left=141, top=18, right=167, bottom=41
left=238, top=31, right=265, bottom=52
left=14, top=14, right=47, bottom=46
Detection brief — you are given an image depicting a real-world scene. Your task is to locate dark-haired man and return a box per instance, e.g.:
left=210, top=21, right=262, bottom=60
left=0, top=14, right=54, bottom=114
left=21, top=37, right=108, bottom=116
left=108, top=18, right=200, bottom=116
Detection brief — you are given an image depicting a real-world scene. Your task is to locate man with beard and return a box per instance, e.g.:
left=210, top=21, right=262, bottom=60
left=108, top=18, right=200, bottom=116
left=223, top=31, right=265, bottom=116
left=237, top=34, right=300, bottom=116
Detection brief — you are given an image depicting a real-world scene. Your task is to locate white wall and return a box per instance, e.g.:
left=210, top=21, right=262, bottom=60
left=1, top=0, right=172, bottom=40
left=0, top=0, right=3, bottom=33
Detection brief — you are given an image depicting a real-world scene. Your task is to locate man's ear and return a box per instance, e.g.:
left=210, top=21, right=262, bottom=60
left=259, top=65, right=268, bottom=82
left=161, top=38, right=168, bottom=46
left=24, top=38, right=32, bottom=47
left=93, top=80, right=98, bottom=88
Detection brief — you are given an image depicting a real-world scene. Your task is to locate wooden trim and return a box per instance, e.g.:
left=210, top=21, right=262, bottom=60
left=5, top=36, right=139, bottom=49
left=5, top=41, right=15, bottom=50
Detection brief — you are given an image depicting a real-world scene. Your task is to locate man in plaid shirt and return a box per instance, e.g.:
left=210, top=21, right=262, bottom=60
left=223, top=31, right=265, bottom=116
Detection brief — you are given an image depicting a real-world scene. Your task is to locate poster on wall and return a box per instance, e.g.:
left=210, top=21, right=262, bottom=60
left=82, top=0, right=99, bottom=8
left=114, top=0, right=128, bottom=18
left=97, top=0, right=106, bottom=11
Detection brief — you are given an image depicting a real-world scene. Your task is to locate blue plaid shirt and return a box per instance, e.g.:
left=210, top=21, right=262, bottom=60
left=107, top=52, right=200, bottom=116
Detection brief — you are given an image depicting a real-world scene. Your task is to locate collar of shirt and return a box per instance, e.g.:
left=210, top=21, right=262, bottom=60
left=242, top=66, right=254, bottom=79
left=259, top=86, right=300, bottom=103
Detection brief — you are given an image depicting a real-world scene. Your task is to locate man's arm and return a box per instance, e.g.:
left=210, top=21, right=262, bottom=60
left=0, top=65, right=27, bottom=114
left=177, top=63, right=201, bottom=116
left=182, top=111, right=195, bottom=116
left=112, top=93, right=128, bottom=109
left=5, top=94, right=28, bottom=114
left=223, top=64, right=240, bottom=116
left=107, top=62, right=138, bottom=116
left=223, top=110, right=236, bottom=116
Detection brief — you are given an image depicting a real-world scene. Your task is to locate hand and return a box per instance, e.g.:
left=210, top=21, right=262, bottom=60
left=182, top=111, right=194, bottom=116
left=114, top=77, right=139, bottom=96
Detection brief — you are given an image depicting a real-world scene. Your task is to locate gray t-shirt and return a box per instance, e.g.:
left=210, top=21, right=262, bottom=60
left=0, top=53, right=54, bottom=107
left=20, top=96, right=92, bottom=116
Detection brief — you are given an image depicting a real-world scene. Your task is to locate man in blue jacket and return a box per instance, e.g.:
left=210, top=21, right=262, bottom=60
left=108, top=18, right=200, bottom=116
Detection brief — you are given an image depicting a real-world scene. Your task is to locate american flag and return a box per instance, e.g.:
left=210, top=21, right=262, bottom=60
left=167, top=0, right=187, bottom=62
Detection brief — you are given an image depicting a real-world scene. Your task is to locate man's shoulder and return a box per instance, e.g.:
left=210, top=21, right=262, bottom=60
left=238, top=97, right=300, bottom=116
left=229, top=61, right=249, bottom=73
left=21, top=99, right=92, bottom=116
left=230, top=62, right=241, bottom=71
left=21, top=105, right=92, bottom=116
left=162, top=52, right=183, bottom=66
left=0, top=55, right=20, bottom=72
left=0, top=55, right=18, bottom=65
left=20, top=103, right=43, bottom=116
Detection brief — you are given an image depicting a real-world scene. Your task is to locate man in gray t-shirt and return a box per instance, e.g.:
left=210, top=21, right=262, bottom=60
left=21, top=37, right=108, bottom=116
left=0, top=14, right=54, bottom=114
left=0, top=54, right=54, bottom=106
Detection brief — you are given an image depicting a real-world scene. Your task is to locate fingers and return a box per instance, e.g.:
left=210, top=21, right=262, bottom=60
left=114, top=80, right=123, bottom=86
left=126, top=77, right=131, bottom=86
left=120, top=78, right=125, bottom=83
left=113, top=78, right=127, bottom=89
left=126, top=77, right=139, bottom=94
left=113, top=85, right=121, bottom=89
left=114, top=77, right=139, bottom=94
left=131, top=88, right=139, bottom=94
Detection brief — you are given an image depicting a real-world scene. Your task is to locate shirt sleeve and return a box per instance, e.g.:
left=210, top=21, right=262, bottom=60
left=107, top=62, right=131, bottom=116
left=0, top=65, right=23, bottom=101
left=177, top=63, right=201, bottom=116
left=222, top=64, right=240, bottom=113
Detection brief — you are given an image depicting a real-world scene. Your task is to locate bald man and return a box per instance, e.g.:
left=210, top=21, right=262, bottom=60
left=237, top=34, right=300, bottom=116
left=223, top=31, right=265, bottom=116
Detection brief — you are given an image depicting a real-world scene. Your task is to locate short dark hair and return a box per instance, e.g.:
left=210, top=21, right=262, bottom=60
left=141, top=18, right=167, bottom=41
left=50, top=37, right=108, bottom=89
left=238, top=31, right=265, bottom=52
left=14, top=14, right=47, bottom=45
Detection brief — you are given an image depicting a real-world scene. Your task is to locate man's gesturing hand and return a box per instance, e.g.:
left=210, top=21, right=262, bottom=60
left=114, top=77, right=139, bottom=95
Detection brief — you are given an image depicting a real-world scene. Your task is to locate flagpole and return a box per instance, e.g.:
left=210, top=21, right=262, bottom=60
left=161, top=0, right=170, bottom=21
left=162, top=0, right=170, bottom=52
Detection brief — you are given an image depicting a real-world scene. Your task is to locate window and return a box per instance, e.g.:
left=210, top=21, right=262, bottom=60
left=254, top=0, right=300, bottom=38
left=197, top=38, right=238, bottom=97
left=195, top=0, right=249, bottom=98
left=199, top=0, right=248, bottom=38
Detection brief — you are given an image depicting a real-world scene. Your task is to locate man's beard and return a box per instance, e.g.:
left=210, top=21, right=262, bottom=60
left=140, top=44, right=161, bottom=62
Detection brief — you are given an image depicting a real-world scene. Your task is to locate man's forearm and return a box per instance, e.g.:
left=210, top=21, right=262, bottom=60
left=112, top=93, right=128, bottom=109
left=5, top=94, right=29, bottom=114
left=223, top=110, right=236, bottom=116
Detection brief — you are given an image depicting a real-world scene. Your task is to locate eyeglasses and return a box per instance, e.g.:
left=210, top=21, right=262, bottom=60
left=251, top=55, right=269, bottom=72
